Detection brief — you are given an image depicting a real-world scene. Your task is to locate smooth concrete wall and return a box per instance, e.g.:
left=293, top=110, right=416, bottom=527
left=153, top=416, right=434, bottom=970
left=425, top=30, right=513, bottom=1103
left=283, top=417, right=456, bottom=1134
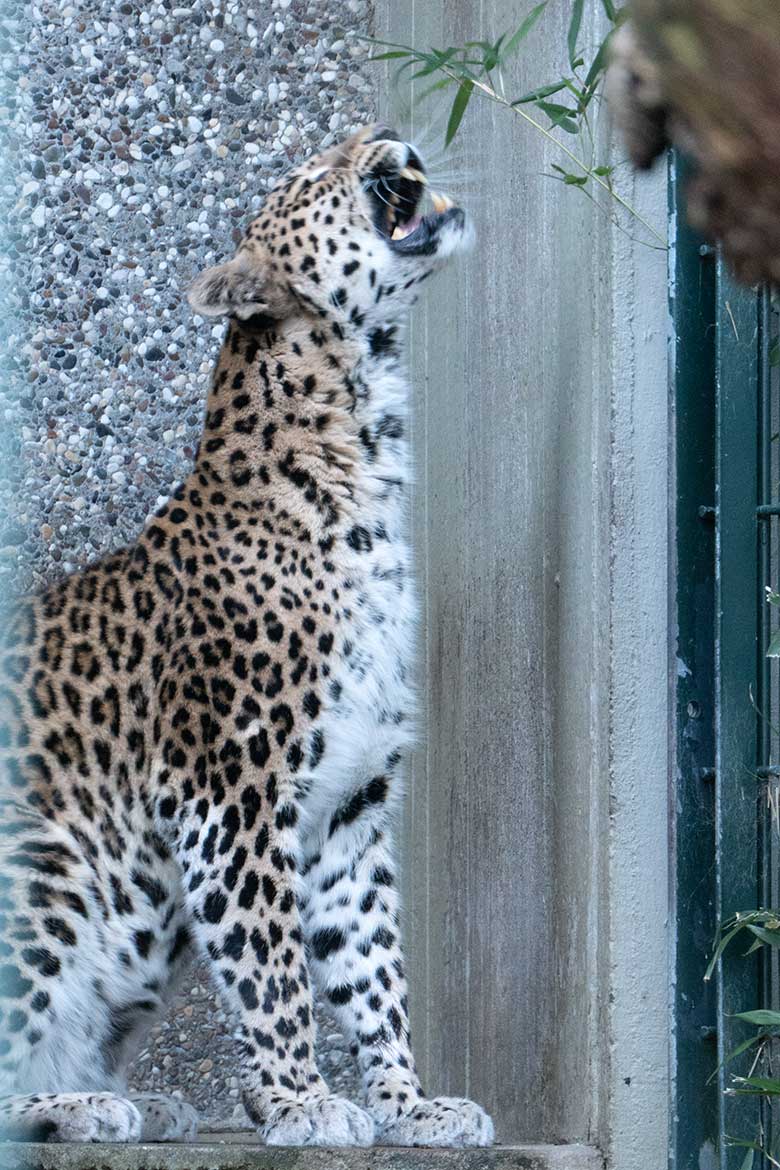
left=376, top=0, right=669, bottom=1162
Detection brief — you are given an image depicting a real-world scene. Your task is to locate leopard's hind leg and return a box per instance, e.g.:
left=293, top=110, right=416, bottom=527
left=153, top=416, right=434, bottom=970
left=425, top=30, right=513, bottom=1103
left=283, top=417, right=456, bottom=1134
left=0, top=806, right=198, bottom=1144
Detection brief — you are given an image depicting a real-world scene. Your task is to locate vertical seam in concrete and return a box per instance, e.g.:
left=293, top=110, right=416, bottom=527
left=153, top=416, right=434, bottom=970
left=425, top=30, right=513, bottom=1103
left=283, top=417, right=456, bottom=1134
left=606, top=152, right=669, bottom=1169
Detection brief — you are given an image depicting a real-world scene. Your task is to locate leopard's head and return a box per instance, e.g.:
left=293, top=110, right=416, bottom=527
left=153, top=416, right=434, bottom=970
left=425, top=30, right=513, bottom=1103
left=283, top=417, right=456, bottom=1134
left=188, top=125, right=470, bottom=330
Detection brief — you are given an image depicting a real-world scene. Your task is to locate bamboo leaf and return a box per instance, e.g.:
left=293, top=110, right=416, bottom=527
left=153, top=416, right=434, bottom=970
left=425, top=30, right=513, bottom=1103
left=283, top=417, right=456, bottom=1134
left=705, top=922, right=748, bottom=981
left=746, top=924, right=780, bottom=947
left=733, top=1010, right=780, bottom=1027
left=726, top=1139, right=764, bottom=1170
left=731, top=1074, right=780, bottom=1095
left=537, top=100, right=579, bottom=134
left=370, top=50, right=412, bottom=61
left=562, top=77, right=585, bottom=102
left=504, top=1, right=548, bottom=59
left=537, top=101, right=576, bottom=117
left=410, top=62, right=447, bottom=79
left=600, top=0, right=618, bottom=21
left=549, top=166, right=587, bottom=186
left=410, top=48, right=461, bottom=80
left=445, top=79, right=474, bottom=146
left=413, top=77, right=456, bottom=105
left=568, top=0, right=585, bottom=67
left=363, top=37, right=415, bottom=51
left=512, top=80, right=568, bottom=105
left=480, top=36, right=507, bottom=72
left=707, top=1033, right=768, bottom=1085
left=583, top=30, right=614, bottom=96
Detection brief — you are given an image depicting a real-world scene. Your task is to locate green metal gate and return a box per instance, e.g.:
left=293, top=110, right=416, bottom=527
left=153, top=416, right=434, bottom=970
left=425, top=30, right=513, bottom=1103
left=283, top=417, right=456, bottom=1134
left=672, top=156, right=780, bottom=1169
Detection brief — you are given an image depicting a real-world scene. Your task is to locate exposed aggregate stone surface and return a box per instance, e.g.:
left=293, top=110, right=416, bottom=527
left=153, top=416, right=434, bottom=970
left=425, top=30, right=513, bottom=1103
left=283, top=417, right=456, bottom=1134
left=0, top=0, right=376, bottom=1122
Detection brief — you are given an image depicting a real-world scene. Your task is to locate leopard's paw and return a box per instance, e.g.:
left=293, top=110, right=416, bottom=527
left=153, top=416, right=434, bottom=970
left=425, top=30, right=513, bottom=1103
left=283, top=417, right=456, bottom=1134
left=0, top=1093, right=143, bottom=1143
left=262, top=1094, right=375, bottom=1147
left=377, top=1096, right=494, bottom=1148
left=129, top=1093, right=198, bottom=1142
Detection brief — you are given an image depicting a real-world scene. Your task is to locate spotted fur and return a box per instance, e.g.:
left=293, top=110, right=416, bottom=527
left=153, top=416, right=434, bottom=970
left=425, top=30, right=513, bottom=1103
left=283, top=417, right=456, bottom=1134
left=0, top=126, right=492, bottom=1148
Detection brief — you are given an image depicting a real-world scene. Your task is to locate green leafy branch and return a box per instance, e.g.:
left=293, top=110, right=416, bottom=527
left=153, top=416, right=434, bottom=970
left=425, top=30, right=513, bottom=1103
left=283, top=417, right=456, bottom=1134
left=368, top=0, right=665, bottom=249
left=706, top=911, right=780, bottom=1168
left=766, top=587, right=780, bottom=657
left=705, top=910, right=780, bottom=983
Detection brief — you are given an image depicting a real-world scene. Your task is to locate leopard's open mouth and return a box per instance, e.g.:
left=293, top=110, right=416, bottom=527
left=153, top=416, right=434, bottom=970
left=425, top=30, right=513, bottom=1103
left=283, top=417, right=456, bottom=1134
left=371, top=150, right=463, bottom=255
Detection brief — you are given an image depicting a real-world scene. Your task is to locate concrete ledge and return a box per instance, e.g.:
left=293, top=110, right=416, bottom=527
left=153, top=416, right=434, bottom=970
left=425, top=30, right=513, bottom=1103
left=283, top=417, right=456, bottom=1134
left=1, top=1133, right=603, bottom=1170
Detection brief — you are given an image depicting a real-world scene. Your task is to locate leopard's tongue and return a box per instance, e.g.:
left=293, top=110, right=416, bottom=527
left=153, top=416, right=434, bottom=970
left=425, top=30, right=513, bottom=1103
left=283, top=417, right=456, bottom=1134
left=390, top=192, right=456, bottom=240
left=391, top=215, right=422, bottom=241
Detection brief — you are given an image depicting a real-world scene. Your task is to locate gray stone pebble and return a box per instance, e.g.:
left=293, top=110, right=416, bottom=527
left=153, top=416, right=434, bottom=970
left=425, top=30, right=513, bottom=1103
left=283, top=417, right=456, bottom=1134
left=1, top=0, right=376, bottom=1122
left=130, top=959, right=361, bottom=1123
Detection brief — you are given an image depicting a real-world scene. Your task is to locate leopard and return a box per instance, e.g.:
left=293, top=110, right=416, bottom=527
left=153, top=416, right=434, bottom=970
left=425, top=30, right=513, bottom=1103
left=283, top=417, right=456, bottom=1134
left=0, top=125, right=494, bottom=1149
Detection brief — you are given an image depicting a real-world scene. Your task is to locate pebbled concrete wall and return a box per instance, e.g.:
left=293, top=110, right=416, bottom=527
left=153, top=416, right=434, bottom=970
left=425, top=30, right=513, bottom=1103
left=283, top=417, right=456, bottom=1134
left=1, top=0, right=375, bottom=1124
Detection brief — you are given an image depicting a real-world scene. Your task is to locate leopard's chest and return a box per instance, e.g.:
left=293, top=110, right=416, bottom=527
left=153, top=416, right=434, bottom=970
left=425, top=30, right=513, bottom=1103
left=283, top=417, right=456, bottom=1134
left=331, top=520, right=417, bottom=731
left=297, top=459, right=417, bottom=837
left=296, top=532, right=417, bottom=843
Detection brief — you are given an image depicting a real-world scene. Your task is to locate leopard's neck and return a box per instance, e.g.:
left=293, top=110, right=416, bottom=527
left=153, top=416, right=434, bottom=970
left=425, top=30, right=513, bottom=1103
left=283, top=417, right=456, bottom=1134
left=189, top=314, right=412, bottom=540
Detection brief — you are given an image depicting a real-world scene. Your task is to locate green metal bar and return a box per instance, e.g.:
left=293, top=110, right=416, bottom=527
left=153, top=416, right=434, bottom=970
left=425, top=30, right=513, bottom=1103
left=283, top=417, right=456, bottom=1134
left=757, top=287, right=774, bottom=1166
left=714, top=260, right=763, bottom=1168
left=670, top=153, right=719, bottom=1170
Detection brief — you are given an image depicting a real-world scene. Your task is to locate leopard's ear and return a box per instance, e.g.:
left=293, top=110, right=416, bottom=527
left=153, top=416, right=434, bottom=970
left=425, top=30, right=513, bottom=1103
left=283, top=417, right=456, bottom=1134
left=188, top=251, right=290, bottom=320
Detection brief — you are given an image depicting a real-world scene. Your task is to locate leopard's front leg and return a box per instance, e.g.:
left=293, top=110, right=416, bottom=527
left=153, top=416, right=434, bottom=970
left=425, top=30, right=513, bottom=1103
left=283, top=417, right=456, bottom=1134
left=301, top=811, right=494, bottom=1148
left=170, top=777, right=374, bottom=1147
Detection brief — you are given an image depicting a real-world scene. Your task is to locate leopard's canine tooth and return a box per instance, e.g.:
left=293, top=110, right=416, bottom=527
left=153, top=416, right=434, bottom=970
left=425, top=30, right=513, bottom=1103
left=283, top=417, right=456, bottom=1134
left=430, top=191, right=455, bottom=213
left=400, top=166, right=427, bottom=185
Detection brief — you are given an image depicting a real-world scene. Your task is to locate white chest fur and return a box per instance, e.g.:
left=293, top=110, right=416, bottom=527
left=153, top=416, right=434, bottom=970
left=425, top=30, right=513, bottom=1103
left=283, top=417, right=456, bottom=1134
left=297, top=352, right=417, bottom=847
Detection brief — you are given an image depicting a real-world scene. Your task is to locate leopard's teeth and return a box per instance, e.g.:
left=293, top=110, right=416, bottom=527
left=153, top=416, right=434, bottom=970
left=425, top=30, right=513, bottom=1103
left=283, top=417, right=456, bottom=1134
left=400, top=166, right=427, bottom=185
left=431, top=191, right=455, bottom=213
left=391, top=220, right=418, bottom=240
